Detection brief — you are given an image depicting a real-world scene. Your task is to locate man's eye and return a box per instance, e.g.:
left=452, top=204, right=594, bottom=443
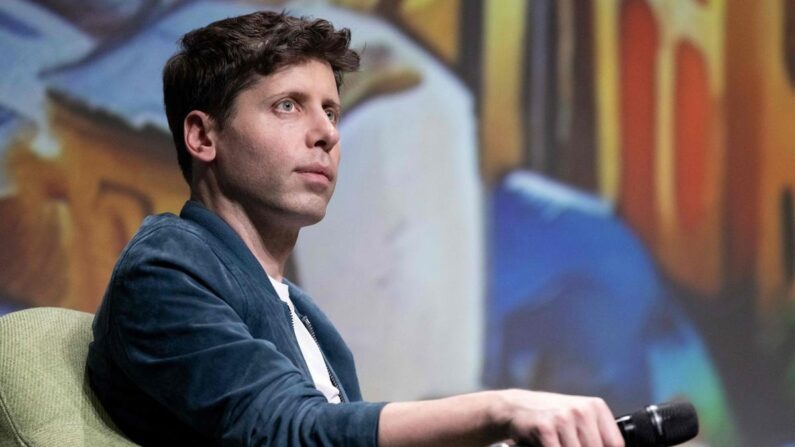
left=325, top=109, right=338, bottom=124
left=276, top=100, right=295, bottom=111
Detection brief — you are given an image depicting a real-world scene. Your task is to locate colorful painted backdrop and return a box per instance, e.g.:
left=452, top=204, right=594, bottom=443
left=1, top=0, right=794, bottom=445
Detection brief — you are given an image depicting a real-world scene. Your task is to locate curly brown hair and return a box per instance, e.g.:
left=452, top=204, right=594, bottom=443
left=163, top=11, right=360, bottom=183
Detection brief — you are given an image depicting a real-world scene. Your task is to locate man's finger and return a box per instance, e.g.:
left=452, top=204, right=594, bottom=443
left=595, top=399, right=625, bottom=447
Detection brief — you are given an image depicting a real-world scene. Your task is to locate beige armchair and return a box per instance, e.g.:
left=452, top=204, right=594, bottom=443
left=0, top=307, right=137, bottom=446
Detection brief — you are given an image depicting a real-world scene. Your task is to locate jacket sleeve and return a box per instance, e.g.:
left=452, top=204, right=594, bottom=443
left=102, top=223, right=385, bottom=446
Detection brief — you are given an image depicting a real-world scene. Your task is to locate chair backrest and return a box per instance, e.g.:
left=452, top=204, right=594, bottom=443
left=0, top=307, right=137, bottom=446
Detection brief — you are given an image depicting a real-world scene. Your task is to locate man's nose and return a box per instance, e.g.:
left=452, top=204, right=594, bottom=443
left=306, top=108, right=340, bottom=152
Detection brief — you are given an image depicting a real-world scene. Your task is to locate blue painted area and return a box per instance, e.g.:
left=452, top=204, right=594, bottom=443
left=0, top=9, right=41, bottom=38
left=44, top=1, right=265, bottom=132
left=484, top=171, right=729, bottom=421
left=0, top=106, right=22, bottom=141
left=0, top=105, right=30, bottom=144
left=0, top=0, right=93, bottom=125
left=0, top=105, right=27, bottom=195
left=0, top=300, right=25, bottom=318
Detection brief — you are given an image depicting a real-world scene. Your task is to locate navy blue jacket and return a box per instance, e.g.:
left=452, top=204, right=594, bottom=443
left=87, top=201, right=385, bottom=446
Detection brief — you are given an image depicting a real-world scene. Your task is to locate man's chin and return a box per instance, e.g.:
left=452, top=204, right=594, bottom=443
left=288, top=204, right=328, bottom=228
left=239, top=198, right=328, bottom=230
left=297, top=211, right=326, bottom=228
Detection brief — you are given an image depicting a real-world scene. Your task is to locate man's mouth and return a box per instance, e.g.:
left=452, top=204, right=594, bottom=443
left=296, top=164, right=334, bottom=182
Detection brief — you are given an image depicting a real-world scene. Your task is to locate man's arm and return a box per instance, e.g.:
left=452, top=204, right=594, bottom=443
left=98, top=223, right=384, bottom=446
left=379, top=389, right=625, bottom=447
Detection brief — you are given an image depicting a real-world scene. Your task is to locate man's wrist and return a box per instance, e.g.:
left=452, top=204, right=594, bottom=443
left=481, top=390, right=513, bottom=441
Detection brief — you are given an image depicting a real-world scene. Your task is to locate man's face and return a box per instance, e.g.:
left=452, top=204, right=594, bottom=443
left=213, top=58, right=342, bottom=228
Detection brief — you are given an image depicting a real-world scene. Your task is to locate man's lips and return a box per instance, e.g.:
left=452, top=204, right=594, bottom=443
left=295, top=164, right=334, bottom=182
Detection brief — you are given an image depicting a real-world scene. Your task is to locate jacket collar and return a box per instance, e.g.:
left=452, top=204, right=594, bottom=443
left=178, top=200, right=352, bottom=401
left=178, top=201, right=319, bottom=323
left=179, top=200, right=279, bottom=298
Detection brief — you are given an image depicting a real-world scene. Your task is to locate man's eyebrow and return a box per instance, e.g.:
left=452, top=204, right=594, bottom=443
left=266, top=90, right=340, bottom=109
left=263, top=90, right=305, bottom=102
left=324, top=99, right=341, bottom=110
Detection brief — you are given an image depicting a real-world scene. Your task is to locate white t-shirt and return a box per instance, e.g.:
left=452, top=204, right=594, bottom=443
left=268, top=276, right=341, bottom=404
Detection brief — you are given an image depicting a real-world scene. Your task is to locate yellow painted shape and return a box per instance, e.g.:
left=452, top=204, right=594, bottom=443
left=594, top=0, right=620, bottom=203
left=400, top=0, right=461, bottom=63
left=481, top=0, right=527, bottom=181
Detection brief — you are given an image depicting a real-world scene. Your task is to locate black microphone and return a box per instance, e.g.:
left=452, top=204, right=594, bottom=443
left=493, top=401, right=698, bottom=447
left=616, top=401, right=699, bottom=446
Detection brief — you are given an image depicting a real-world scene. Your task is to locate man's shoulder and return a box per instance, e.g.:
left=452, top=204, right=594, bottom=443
left=132, top=211, right=217, bottom=247
left=137, top=211, right=203, bottom=238
left=116, top=212, right=221, bottom=269
left=99, top=211, right=249, bottom=321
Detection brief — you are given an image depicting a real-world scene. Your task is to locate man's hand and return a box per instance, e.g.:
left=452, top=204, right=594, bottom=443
left=492, top=389, right=625, bottom=447
left=379, top=389, right=625, bottom=447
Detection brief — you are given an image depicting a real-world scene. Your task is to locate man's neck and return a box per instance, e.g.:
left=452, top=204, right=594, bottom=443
left=192, top=193, right=297, bottom=281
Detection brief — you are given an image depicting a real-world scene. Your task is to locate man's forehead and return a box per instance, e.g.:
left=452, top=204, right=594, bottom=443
left=247, top=59, right=339, bottom=102
left=257, top=59, right=338, bottom=92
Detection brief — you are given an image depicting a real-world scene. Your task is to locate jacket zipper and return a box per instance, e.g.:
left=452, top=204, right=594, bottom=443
left=300, top=315, right=346, bottom=403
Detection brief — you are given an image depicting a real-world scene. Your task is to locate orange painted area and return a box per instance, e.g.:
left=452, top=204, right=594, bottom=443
left=0, top=140, right=71, bottom=309
left=619, top=0, right=658, bottom=245
left=751, top=0, right=795, bottom=308
left=0, top=98, right=190, bottom=313
left=724, top=0, right=762, bottom=287
left=674, top=42, right=710, bottom=231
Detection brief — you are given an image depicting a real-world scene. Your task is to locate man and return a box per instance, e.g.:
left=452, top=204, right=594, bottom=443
left=87, top=10, right=625, bottom=447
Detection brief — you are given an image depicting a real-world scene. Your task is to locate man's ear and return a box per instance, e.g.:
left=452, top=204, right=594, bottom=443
left=184, top=110, right=217, bottom=163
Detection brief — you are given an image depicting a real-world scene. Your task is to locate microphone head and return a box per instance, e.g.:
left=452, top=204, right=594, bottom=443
left=654, top=401, right=699, bottom=445
left=619, top=401, right=699, bottom=446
